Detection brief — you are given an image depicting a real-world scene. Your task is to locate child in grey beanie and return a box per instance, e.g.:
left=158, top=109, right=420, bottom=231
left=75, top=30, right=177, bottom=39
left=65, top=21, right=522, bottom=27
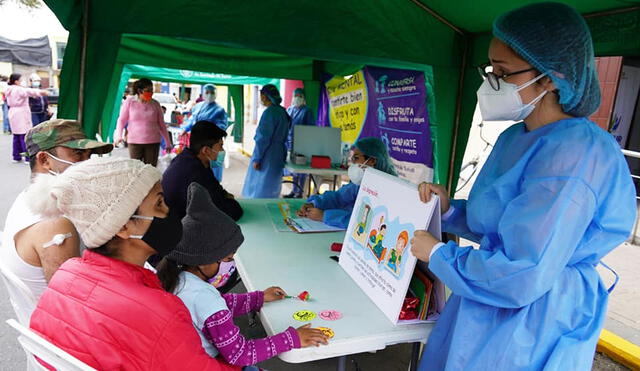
left=156, top=183, right=328, bottom=366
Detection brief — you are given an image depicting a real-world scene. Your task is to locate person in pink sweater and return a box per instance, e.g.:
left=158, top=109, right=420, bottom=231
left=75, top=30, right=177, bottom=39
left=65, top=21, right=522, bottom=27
left=157, top=183, right=328, bottom=368
left=4, top=73, right=48, bottom=163
left=114, top=78, right=171, bottom=166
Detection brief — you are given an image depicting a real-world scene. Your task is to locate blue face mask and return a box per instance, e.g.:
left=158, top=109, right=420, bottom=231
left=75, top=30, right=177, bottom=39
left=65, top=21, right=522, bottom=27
left=209, top=150, right=225, bottom=168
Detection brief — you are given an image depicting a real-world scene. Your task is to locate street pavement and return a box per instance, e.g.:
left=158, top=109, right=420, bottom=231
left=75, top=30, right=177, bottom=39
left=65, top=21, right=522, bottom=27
left=0, top=133, right=634, bottom=370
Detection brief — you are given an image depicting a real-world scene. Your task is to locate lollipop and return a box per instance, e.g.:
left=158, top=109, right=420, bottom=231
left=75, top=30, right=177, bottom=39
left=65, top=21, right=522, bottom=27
left=297, top=291, right=311, bottom=301
left=286, top=291, right=311, bottom=301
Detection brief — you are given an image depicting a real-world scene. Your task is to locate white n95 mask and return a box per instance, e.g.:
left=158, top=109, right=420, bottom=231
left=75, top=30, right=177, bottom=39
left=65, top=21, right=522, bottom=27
left=348, top=164, right=367, bottom=185
left=476, top=73, right=548, bottom=122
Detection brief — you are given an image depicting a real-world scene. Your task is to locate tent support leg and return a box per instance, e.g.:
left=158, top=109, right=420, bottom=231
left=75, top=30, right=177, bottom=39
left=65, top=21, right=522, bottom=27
left=446, top=36, right=469, bottom=195
left=78, top=0, right=89, bottom=123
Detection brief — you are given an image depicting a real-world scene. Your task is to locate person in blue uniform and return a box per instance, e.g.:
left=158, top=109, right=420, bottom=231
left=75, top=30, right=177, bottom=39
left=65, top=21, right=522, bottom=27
left=284, top=88, right=315, bottom=198
left=296, top=137, right=397, bottom=228
left=411, top=3, right=638, bottom=370
left=241, top=84, right=290, bottom=199
left=182, top=84, right=228, bottom=181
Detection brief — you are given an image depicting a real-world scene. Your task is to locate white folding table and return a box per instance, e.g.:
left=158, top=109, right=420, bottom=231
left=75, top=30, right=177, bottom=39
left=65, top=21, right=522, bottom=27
left=235, top=199, right=433, bottom=370
left=284, top=163, right=347, bottom=196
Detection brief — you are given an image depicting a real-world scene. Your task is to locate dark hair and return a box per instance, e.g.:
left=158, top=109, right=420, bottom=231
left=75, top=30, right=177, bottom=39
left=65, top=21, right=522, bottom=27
left=156, top=257, right=188, bottom=293
left=133, top=78, right=153, bottom=95
left=92, top=244, right=118, bottom=257
left=29, top=148, right=57, bottom=171
left=189, top=121, right=227, bottom=153
left=380, top=224, right=387, bottom=230
left=9, top=73, right=22, bottom=85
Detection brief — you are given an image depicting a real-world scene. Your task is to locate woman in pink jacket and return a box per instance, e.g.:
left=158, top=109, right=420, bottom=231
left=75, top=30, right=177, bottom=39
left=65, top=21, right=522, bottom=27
left=4, top=73, right=48, bottom=163
left=115, top=78, right=171, bottom=166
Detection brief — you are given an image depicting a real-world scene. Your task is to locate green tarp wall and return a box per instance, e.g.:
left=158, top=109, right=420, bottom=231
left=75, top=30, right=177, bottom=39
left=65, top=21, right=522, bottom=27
left=44, top=0, right=640, bottom=192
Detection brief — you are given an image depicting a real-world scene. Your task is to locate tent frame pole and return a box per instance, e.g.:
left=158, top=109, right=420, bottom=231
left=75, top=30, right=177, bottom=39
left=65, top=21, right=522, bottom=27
left=408, top=0, right=469, bottom=193
left=583, top=6, right=640, bottom=19
left=446, top=36, right=469, bottom=194
left=408, top=0, right=464, bottom=35
left=78, top=0, right=89, bottom=123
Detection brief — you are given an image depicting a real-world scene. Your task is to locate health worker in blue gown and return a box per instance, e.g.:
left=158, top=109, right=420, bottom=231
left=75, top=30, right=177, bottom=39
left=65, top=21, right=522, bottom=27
left=296, top=137, right=397, bottom=228
left=411, top=3, right=637, bottom=370
left=284, top=87, right=315, bottom=198
left=241, top=84, right=290, bottom=198
left=182, top=84, right=228, bottom=181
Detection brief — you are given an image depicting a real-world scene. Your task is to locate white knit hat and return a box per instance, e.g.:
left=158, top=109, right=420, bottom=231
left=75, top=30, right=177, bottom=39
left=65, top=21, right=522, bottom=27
left=26, top=157, right=161, bottom=248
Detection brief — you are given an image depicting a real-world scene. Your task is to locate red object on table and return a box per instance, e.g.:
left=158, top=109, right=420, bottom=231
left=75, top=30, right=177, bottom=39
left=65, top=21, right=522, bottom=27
left=311, top=155, right=331, bottom=169
left=297, top=291, right=311, bottom=301
left=399, top=297, right=420, bottom=320
left=330, top=242, right=343, bottom=252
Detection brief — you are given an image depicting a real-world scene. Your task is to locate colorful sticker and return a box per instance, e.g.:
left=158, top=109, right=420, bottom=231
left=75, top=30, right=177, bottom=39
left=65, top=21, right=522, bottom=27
left=317, top=327, right=335, bottom=339
left=293, top=310, right=317, bottom=322
left=319, top=310, right=343, bottom=321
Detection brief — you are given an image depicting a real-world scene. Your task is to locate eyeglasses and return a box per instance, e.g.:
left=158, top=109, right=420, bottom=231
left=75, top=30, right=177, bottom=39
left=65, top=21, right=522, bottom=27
left=350, top=154, right=370, bottom=163
left=477, top=63, right=535, bottom=91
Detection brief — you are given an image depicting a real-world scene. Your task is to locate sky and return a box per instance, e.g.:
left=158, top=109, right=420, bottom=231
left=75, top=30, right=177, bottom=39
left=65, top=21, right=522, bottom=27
left=0, top=1, right=67, bottom=40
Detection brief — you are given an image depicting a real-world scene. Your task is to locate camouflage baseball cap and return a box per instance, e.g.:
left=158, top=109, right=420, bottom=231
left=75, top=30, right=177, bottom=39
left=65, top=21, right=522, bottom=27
left=25, top=119, right=113, bottom=157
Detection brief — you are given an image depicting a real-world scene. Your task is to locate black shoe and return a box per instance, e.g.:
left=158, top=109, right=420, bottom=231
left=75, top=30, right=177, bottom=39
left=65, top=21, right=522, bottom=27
left=283, top=192, right=296, bottom=198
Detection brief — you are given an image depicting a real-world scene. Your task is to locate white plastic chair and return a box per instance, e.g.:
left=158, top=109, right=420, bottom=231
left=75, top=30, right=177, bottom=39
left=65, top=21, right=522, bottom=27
left=0, top=259, right=37, bottom=326
left=6, top=319, right=97, bottom=371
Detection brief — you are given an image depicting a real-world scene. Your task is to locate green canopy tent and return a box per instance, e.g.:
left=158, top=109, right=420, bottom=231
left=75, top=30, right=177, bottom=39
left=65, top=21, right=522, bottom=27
left=106, top=64, right=280, bottom=143
left=44, top=0, right=640, bottom=192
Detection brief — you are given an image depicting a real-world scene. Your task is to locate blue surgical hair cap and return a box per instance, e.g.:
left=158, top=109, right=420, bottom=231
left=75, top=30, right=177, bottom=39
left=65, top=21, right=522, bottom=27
left=260, top=84, right=282, bottom=105
left=493, top=2, right=600, bottom=117
left=353, top=137, right=397, bottom=176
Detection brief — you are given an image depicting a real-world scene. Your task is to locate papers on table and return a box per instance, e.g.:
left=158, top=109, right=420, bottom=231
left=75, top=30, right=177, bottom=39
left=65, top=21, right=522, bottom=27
left=266, top=201, right=346, bottom=233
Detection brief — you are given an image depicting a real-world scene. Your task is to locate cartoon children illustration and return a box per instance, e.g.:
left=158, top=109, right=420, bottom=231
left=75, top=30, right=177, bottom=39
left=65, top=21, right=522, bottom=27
left=355, top=204, right=372, bottom=237
left=386, top=230, right=409, bottom=275
left=369, top=224, right=387, bottom=261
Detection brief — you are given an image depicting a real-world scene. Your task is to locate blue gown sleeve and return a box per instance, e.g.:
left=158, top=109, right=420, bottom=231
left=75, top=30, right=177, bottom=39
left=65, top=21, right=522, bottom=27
left=308, top=183, right=358, bottom=210
left=302, top=107, right=315, bottom=125
left=182, top=103, right=202, bottom=132
left=442, top=199, right=482, bottom=243
left=213, top=106, right=229, bottom=130
left=252, top=109, right=276, bottom=163
left=322, top=209, right=351, bottom=228
left=429, top=176, right=597, bottom=308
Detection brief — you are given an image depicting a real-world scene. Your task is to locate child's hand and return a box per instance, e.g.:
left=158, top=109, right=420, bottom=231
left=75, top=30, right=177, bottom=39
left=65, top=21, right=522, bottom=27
left=296, top=203, right=313, bottom=217
left=296, top=324, right=329, bottom=347
left=410, top=230, right=440, bottom=262
left=306, top=208, right=324, bottom=221
left=263, top=286, right=286, bottom=302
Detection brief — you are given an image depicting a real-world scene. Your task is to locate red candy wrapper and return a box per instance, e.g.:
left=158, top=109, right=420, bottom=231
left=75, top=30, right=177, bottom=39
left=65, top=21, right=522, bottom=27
left=399, top=297, right=420, bottom=320
left=297, top=291, right=311, bottom=301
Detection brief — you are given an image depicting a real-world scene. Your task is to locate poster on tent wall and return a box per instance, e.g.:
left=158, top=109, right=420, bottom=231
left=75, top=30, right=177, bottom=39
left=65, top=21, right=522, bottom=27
left=318, top=66, right=433, bottom=183
left=610, top=65, right=640, bottom=148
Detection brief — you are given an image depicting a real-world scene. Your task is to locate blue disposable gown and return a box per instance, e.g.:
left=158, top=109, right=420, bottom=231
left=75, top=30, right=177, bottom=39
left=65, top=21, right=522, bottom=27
left=183, top=101, right=229, bottom=181
left=286, top=105, right=314, bottom=150
left=308, top=182, right=359, bottom=228
left=420, top=118, right=637, bottom=370
left=241, top=105, right=290, bottom=198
